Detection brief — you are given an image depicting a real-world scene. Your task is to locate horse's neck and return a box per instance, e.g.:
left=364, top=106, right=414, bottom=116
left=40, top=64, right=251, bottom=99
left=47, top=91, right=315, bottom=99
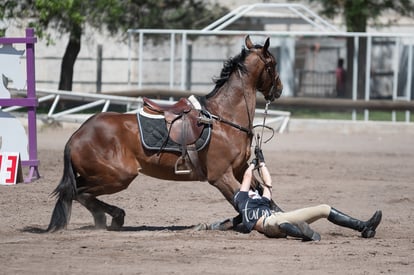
left=206, top=73, right=257, bottom=124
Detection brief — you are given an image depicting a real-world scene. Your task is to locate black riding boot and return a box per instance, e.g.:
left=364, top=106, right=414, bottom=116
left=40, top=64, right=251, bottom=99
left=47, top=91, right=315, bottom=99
left=328, top=208, right=382, bottom=238
left=279, top=222, right=321, bottom=242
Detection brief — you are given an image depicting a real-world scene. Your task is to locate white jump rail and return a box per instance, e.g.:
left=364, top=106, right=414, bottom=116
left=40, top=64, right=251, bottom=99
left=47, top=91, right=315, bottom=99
left=6, top=88, right=291, bottom=133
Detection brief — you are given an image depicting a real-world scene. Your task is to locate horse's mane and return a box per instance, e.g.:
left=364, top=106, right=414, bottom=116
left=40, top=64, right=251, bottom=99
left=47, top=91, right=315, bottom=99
left=204, top=47, right=250, bottom=99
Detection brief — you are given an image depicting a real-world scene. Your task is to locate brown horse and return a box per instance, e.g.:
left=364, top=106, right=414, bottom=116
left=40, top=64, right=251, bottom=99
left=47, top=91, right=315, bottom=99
left=46, top=35, right=283, bottom=232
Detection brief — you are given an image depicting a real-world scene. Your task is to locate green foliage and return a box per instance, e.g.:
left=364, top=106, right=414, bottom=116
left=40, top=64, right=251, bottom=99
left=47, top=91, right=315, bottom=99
left=0, top=1, right=17, bottom=36
left=1, top=0, right=228, bottom=90
left=116, top=0, right=228, bottom=31
left=1, top=0, right=228, bottom=91
left=1, top=0, right=228, bottom=41
left=286, top=108, right=414, bottom=122
left=310, top=0, right=414, bottom=31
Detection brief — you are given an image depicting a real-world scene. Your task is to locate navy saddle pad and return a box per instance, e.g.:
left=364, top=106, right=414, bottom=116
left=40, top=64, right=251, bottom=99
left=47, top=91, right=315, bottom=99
left=137, top=110, right=211, bottom=152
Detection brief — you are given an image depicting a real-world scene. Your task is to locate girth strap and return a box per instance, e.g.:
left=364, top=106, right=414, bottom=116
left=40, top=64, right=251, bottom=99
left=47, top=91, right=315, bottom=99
left=187, top=144, right=206, bottom=180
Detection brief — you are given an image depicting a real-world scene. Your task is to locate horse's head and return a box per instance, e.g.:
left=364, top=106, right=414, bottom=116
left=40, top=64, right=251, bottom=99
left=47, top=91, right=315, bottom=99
left=245, top=35, right=283, bottom=102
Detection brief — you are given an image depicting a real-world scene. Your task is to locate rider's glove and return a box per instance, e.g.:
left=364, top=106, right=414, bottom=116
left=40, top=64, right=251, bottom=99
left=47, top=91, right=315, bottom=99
left=250, top=158, right=258, bottom=167
left=255, top=146, right=265, bottom=163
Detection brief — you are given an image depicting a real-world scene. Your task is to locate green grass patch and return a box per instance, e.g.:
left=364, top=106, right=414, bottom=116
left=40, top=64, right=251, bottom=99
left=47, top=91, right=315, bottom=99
left=276, top=108, right=413, bottom=122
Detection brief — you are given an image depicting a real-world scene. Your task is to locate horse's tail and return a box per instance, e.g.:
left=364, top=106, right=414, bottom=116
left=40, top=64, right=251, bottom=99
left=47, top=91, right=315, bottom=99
left=46, top=143, right=77, bottom=232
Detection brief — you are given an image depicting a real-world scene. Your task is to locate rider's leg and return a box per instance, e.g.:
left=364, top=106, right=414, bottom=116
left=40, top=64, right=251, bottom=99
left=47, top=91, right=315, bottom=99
left=328, top=208, right=382, bottom=238
left=274, top=204, right=332, bottom=224
left=262, top=205, right=329, bottom=241
left=263, top=204, right=382, bottom=239
left=279, top=222, right=321, bottom=241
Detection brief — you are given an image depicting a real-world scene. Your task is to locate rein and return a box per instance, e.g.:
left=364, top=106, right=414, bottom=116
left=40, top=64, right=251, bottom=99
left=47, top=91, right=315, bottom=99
left=253, top=101, right=274, bottom=190
left=210, top=114, right=253, bottom=135
left=258, top=100, right=271, bottom=149
left=253, top=101, right=274, bottom=148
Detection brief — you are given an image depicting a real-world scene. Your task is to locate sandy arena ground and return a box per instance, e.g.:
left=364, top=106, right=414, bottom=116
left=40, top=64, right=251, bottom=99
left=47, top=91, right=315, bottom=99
left=0, top=119, right=413, bottom=274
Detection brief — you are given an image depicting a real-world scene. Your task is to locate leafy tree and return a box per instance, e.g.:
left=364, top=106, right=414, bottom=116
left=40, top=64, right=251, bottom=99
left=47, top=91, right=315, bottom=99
left=1, top=0, right=227, bottom=91
left=310, top=0, right=414, bottom=98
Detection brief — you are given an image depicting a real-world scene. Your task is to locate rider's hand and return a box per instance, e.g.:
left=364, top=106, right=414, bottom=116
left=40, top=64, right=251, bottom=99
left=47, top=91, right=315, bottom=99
left=250, top=158, right=258, bottom=167
left=255, top=147, right=265, bottom=163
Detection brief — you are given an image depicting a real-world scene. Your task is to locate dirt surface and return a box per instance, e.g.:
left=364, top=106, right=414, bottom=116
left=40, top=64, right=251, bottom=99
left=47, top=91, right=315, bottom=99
left=1, top=120, right=413, bottom=274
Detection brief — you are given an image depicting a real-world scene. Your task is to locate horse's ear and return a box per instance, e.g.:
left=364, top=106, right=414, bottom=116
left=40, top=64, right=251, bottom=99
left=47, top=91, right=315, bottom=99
left=263, top=37, right=270, bottom=52
left=245, top=35, right=254, bottom=49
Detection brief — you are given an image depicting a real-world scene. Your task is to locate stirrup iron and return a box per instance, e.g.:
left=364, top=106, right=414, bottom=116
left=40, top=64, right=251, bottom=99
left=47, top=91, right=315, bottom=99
left=174, top=155, right=192, bottom=174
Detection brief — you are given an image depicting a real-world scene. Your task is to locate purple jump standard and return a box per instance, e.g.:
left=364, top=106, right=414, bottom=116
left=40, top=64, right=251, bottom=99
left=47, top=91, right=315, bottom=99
left=0, top=28, right=40, bottom=182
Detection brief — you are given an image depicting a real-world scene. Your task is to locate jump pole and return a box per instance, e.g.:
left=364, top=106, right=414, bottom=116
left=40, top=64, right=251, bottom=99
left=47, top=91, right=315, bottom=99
left=0, top=28, right=40, bottom=182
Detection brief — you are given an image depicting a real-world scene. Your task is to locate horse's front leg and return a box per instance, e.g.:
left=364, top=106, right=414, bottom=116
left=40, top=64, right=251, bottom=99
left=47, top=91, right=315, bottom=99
left=194, top=167, right=242, bottom=231
left=209, top=166, right=241, bottom=206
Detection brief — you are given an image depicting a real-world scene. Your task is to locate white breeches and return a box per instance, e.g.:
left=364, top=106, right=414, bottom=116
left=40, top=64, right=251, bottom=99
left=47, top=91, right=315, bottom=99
left=263, top=204, right=331, bottom=237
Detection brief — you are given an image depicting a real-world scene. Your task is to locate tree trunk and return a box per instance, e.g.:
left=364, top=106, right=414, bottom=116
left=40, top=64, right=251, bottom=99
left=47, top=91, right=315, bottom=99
left=344, top=2, right=367, bottom=99
left=58, top=24, right=82, bottom=91
left=345, top=37, right=354, bottom=99
left=357, top=37, right=367, bottom=99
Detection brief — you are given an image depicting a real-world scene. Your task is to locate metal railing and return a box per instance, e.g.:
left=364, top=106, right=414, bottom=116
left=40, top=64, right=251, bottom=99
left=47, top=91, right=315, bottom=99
left=5, top=4, right=412, bottom=123
left=5, top=88, right=291, bottom=133
left=127, top=29, right=414, bottom=122
left=295, top=70, right=336, bottom=97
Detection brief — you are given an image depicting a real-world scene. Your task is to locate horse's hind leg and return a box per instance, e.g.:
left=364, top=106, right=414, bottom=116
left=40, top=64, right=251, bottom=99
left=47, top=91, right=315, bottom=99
left=77, top=194, right=125, bottom=230
left=95, top=199, right=126, bottom=230
left=77, top=194, right=107, bottom=229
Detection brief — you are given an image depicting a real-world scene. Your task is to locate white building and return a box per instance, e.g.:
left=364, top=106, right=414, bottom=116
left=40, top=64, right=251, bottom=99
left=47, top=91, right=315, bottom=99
left=2, top=1, right=414, bottom=98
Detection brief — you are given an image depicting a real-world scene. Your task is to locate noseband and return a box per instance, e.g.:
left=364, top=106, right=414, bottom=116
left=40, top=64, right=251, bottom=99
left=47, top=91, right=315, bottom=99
left=257, top=54, right=278, bottom=97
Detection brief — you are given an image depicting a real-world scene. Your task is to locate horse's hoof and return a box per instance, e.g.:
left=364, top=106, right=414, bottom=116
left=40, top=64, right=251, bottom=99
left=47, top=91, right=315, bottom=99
left=108, top=219, right=124, bottom=231
left=107, top=218, right=123, bottom=231
left=94, top=223, right=107, bottom=230
left=192, top=223, right=208, bottom=231
left=109, top=210, right=125, bottom=230
left=107, top=225, right=122, bottom=231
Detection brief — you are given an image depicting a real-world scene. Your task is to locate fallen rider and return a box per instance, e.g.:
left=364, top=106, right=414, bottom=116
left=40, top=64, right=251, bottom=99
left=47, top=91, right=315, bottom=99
left=202, top=147, right=382, bottom=241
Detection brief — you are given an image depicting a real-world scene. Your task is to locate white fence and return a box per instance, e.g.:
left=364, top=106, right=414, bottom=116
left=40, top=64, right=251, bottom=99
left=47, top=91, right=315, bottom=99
left=126, top=29, right=414, bottom=121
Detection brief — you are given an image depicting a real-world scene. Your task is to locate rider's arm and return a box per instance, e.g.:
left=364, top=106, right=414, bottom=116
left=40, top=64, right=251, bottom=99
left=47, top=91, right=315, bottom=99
left=240, top=163, right=255, bottom=192
left=254, top=147, right=272, bottom=200
left=259, top=162, right=272, bottom=200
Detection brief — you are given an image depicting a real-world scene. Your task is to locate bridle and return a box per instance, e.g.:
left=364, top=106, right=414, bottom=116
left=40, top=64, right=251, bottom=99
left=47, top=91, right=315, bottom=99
left=257, top=53, right=278, bottom=100
left=210, top=50, right=276, bottom=137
